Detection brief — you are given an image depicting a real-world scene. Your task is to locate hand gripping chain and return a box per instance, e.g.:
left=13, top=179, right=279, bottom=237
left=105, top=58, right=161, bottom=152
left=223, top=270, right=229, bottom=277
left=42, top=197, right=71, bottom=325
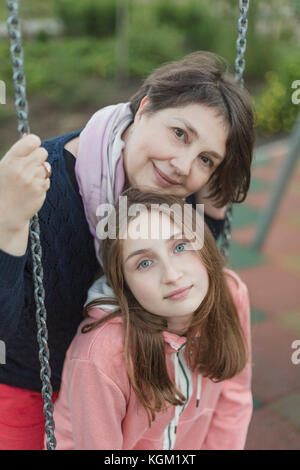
left=6, top=0, right=56, bottom=450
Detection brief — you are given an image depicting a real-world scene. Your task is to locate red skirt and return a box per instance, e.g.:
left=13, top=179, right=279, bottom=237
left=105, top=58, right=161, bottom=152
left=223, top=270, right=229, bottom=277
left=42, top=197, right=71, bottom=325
left=0, top=384, right=59, bottom=450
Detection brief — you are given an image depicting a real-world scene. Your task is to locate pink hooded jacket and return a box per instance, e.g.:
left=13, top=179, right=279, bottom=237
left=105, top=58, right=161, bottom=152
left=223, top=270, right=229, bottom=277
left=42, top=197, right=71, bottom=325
left=49, top=269, right=252, bottom=450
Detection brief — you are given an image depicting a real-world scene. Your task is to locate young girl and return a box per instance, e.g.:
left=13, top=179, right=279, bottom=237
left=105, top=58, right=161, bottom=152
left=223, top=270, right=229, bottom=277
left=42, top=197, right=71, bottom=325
left=0, top=51, right=254, bottom=449
left=50, top=188, right=252, bottom=450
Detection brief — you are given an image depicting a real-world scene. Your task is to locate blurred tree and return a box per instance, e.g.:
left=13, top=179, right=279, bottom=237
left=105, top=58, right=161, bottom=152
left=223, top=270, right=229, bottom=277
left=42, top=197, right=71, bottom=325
left=115, top=0, right=129, bottom=83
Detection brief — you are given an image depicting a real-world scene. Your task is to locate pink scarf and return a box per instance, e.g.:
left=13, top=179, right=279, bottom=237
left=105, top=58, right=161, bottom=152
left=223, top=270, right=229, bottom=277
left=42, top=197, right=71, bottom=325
left=75, top=102, right=133, bottom=266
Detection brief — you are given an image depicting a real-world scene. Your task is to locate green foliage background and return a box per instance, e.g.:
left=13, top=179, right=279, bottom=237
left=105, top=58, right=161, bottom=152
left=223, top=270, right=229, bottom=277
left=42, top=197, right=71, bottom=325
left=0, top=0, right=299, bottom=136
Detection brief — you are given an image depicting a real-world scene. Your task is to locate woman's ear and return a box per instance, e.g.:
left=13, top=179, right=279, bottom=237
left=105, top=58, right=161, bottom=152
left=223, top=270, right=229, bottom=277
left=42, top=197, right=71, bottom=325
left=136, top=95, right=149, bottom=120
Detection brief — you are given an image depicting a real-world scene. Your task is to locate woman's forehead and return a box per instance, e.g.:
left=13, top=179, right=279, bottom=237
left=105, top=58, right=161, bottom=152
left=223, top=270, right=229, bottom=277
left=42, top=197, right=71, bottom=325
left=154, top=102, right=227, bottom=123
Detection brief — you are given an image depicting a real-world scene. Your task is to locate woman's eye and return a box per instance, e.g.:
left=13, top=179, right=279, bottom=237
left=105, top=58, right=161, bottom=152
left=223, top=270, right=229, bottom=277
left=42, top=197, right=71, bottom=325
left=137, top=260, right=152, bottom=270
left=174, top=128, right=186, bottom=141
left=200, top=155, right=214, bottom=168
left=174, top=242, right=187, bottom=253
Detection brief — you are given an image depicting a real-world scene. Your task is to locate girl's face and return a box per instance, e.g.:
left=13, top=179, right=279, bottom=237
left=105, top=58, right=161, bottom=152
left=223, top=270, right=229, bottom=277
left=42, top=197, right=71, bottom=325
left=122, top=209, right=209, bottom=335
left=122, top=98, right=229, bottom=198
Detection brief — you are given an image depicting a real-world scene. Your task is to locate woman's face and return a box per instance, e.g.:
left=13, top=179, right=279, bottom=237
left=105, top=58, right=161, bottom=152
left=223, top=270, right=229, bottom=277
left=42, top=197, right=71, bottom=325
left=122, top=209, right=209, bottom=335
left=122, top=98, right=229, bottom=198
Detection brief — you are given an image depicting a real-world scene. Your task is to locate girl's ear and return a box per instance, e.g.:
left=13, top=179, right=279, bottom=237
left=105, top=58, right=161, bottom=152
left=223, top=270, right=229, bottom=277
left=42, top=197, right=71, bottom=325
left=136, top=95, right=149, bottom=120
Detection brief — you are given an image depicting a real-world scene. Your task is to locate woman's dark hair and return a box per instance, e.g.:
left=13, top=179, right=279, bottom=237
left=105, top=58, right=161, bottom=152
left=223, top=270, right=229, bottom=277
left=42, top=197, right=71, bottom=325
left=82, top=187, right=249, bottom=425
left=129, top=51, right=255, bottom=207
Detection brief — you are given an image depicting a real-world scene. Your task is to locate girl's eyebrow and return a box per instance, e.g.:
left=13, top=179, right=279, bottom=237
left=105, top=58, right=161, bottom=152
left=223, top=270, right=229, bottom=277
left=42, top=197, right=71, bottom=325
left=173, top=117, right=224, bottom=161
left=124, top=232, right=184, bottom=263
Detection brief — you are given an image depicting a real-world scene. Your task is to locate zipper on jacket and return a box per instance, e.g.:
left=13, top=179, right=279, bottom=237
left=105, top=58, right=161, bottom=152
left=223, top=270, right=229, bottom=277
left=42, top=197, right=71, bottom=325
left=166, top=343, right=190, bottom=450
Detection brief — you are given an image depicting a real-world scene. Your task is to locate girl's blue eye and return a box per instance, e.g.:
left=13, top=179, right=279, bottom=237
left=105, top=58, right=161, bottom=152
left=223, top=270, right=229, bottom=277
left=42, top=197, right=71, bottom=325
left=137, top=260, right=152, bottom=270
left=175, top=242, right=187, bottom=253
left=137, top=243, right=187, bottom=269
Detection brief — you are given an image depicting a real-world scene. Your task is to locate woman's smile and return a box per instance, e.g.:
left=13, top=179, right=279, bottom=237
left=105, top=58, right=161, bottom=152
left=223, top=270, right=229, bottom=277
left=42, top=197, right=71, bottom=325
left=152, top=162, right=180, bottom=187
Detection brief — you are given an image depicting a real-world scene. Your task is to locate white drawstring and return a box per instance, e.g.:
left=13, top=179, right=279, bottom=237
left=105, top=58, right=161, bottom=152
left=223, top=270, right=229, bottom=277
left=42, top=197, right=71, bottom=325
left=174, top=404, right=180, bottom=435
left=171, top=344, right=202, bottom=439
left=174, top=352, right=180, bottom=434
left=196, top=373, right=202, bottom=408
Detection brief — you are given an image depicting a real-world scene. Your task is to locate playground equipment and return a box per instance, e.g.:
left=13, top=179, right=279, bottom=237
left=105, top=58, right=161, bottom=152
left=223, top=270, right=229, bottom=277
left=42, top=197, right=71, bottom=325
left=252, top=110, right=300, bottom=251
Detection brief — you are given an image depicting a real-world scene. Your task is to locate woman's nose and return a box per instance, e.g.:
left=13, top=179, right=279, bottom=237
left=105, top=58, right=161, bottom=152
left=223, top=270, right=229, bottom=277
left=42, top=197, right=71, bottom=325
left=170, top=154, right=193, bottom=177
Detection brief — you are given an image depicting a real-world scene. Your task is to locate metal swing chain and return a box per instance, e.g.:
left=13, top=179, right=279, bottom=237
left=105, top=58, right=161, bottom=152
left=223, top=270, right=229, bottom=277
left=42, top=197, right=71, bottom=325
left=220, top=0, right=250, bottom=260
left=5, top=0, right=56, bottom=450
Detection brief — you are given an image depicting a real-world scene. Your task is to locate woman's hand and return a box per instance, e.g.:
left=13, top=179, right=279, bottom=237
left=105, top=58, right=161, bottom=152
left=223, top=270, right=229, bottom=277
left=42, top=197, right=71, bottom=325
left=0, top=134, right=50, bottom=255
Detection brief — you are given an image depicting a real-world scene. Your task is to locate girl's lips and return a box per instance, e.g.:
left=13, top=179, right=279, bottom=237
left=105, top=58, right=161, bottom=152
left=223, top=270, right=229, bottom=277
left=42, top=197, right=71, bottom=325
left=165, top=285, right=193, bottom=301
left=152, top=162, right=179, bottom=187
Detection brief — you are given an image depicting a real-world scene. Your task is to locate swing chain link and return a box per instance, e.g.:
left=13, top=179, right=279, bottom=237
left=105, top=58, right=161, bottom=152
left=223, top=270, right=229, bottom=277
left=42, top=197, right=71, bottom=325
left=235, top=0, right=250, bottom=87
left=29, top=218, right=56, bottom=450
left=5, top=0, right=29, bottom=137
left=220, top=0, right=250, bottom=261
left=5, top=0, right=56, bottom=450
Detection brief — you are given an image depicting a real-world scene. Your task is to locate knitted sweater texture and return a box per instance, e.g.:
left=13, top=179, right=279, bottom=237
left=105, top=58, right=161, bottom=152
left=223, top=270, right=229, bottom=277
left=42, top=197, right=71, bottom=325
left=0, top=131, right=99, bottom=391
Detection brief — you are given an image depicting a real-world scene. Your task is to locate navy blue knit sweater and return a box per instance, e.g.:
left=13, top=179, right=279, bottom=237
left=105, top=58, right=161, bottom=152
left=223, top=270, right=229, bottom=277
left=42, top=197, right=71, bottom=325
left=0, top=130, right=224, bottom=392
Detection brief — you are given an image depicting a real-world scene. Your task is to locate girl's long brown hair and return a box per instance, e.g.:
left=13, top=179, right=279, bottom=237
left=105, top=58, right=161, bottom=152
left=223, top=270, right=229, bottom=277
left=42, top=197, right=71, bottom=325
left=82, top=188, right=248, bottom=425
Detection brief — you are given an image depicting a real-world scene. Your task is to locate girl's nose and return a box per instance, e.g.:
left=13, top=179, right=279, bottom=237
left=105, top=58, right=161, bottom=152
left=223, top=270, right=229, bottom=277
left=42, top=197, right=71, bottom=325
left=161, top=260, right=183, bottom=284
